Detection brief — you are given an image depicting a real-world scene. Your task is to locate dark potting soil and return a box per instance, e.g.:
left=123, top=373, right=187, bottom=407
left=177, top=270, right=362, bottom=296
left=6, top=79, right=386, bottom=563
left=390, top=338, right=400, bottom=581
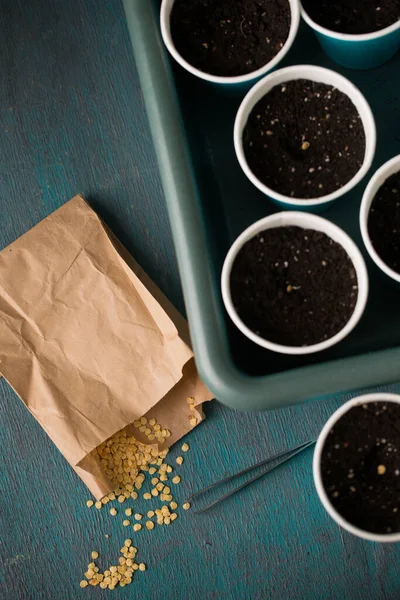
left=368, top=171, right=400, bottom=274
left=243, top=80, right=365, bottom=199
left=170, top=0, right=291, bottom=77
left=321, top=401, right=400, bottom=534
left=302, top=0, right=400, bottom=35
left=230, top=226, right=358, bottom=347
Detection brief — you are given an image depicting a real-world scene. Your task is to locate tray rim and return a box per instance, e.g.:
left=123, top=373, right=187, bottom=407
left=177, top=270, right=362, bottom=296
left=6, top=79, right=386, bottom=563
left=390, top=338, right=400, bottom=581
left=122, top=0, right=400, bottom=411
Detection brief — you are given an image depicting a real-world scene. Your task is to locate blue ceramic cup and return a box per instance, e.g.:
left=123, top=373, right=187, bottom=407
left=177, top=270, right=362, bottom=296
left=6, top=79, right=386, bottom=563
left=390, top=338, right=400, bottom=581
left=301, top=4, right=400, bottom=70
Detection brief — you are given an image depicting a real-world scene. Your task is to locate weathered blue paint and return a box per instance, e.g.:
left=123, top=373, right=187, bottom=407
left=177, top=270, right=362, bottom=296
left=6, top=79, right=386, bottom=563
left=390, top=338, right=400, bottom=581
left=1, top=1, right=400, bottom=599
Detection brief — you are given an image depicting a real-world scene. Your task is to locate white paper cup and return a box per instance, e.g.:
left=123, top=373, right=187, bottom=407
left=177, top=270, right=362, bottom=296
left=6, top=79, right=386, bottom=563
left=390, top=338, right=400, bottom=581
left=360, top=154, right=400, bottom=284
left=221, top=211, right=368, bottom=355
left=160, top=0, right=300, bottom=85
left=234, top=65, right=376, bottom=209
left=314, top=393, right=400, bottom=543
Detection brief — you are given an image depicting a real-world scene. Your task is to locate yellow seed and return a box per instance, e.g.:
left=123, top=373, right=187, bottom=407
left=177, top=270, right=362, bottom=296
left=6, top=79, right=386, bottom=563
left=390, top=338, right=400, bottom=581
left=176, top=456, right=184, bottom=465
left=170, top=501, right=178, bottom=510
left=158, top=437, right=165, bottom=444
left=377, top=465, right=387, bottom=475
left=110, top=508, right=117, bottom=516
left=149, top=467, right=156, bottom=475
left=99, top=582, right=107, bottom=589
left=133, top=524, right=142, bottom=532
left=126, top=559, right=133, bottom=567
left=151, top=488, right=159, bottom=497
left=147, top=510, right=155, bottom=518
left=181, top=443, right=189, bottom=452
left=139, top=563, right=146, bottom=571
left=125, top=508, right=132, bottom=517
left=170, top=513, right=178, bottom=521
left=140, top=416, right=147, bottom=425
left=189, top=416, right=197, bottom=427
left=151, top=478, right=159, bottom=485
left=91, top=551, right=99, bottom=560
left=130, top=491, right=138, bottom=500
left=89, top=579, right=98, bottom=586
left=134, top=514, right=143, bottom=520
left=132, top=563, right=139, bottom=571
left=123, top=520, right=130, bottom=527
left=156, top=483, right=164, bottom=491
left=163, top=486, right=171, bottom=494
left=301, top=141, right=310, bottom=151
left=139, top=425, right=146, bottom=432
left=183, top=502, right=191, bottom=510
left=187, top=396, right=195, bottom=404
left=172, top=476, right=181, bottom=484
left=110, top=566, right=117, bottom=573
left=124, top=539, right=132, bottom=547
left=160, top=474, right=168, bottom=481
left=95, top=501, right=102, bottom=509
left=134, top=420, right=141, bottom=428
left=166, top=465, right=173, bottom=473
left=119, top=557, right=126, bottom=565
left=101, top=496, right=109, bottom=505
left=153, top=424, right=161, bottom=431
left=118, top=495, right=125, bottom=503
left=79, top=580, right=88, bottom=588
left=146, top=520, right=155, bottom=530
left=143, top=493, right=152, bottom=500
left=148, top=434, right=155, bottom=441
left=86, top=500, right=94, bottom=508
left=108, top=492, right=116, bottom=500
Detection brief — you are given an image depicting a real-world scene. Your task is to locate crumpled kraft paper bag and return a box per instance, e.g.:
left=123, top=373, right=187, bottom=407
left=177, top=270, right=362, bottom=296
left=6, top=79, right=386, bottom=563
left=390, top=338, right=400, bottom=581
left=0, top=195, right=213, bottom=499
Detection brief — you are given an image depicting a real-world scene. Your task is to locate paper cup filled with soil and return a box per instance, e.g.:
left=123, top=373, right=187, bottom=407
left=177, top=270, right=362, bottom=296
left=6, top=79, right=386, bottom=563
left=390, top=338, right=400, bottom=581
left=221, top=212, right=368, bottom=355
left=234, top=65, right=376, bottom=210
left=360, top=154, right=400, bottom=284
left=314, top=393, right=400, bottom=542
left=160, top=0, right=300, bottom=84
left=301, top=0, right=400, bottom=69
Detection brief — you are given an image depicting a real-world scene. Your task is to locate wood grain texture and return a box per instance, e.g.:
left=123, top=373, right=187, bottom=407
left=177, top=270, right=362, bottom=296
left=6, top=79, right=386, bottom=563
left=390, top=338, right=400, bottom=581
left=0, top=1, right=400, bottom=599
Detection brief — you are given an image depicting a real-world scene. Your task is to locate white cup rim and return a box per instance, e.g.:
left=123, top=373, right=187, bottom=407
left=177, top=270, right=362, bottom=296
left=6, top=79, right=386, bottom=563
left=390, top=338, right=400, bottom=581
left=313, top=393, right=400, bottom=543
left=160, top=0, right=301, bottom=85
left=234, top=65, right=376, bottom=206
left=301, top=3, right=400, bottom=42
left=221, top=211, right=369, bottom=355
left=360, top=154, right=400, bottom=284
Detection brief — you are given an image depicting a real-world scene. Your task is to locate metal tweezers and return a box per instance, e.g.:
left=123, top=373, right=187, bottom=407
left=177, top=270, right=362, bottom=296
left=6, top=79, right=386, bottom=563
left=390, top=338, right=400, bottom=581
left=187, top=440, right=315, bottom=513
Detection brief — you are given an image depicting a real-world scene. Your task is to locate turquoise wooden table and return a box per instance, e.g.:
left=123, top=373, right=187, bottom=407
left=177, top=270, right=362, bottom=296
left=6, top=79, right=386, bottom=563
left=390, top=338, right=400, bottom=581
left=1, top=1, right=400, bottom=599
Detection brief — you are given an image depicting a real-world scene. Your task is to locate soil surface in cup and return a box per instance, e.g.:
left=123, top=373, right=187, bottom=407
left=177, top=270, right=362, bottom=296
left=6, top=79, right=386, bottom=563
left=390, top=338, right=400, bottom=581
left=321, top=401, right=400, bottom=535
left=170, top=0, right=291, bottom=77
left=302, top=0, right=400, bottom=35
left=243, top=80, right=365, bottom=200
left=230, top=226, right=358, bottom=347
left=368, top=171, right=400, bottom=274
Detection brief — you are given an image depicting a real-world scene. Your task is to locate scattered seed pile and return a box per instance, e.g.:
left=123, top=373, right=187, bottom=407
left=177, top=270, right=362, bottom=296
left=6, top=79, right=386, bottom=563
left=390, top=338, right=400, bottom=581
left=170, top=0, right=291, bottom=77
left=79, top=397, right=196, bottom=590
left=368, top=171, right=400, bottom=274
left=302, top=0, right=400, bottom=35
left=321, top=401, right=400, bottom=534
left=230, top=226, right=358, bottom=347
left=243, top=79, right=365, bottom=199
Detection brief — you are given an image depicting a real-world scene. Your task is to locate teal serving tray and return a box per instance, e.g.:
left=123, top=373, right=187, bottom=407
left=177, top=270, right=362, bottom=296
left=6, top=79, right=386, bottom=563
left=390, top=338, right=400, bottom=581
left=123, top=0, right=400, bottom=411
